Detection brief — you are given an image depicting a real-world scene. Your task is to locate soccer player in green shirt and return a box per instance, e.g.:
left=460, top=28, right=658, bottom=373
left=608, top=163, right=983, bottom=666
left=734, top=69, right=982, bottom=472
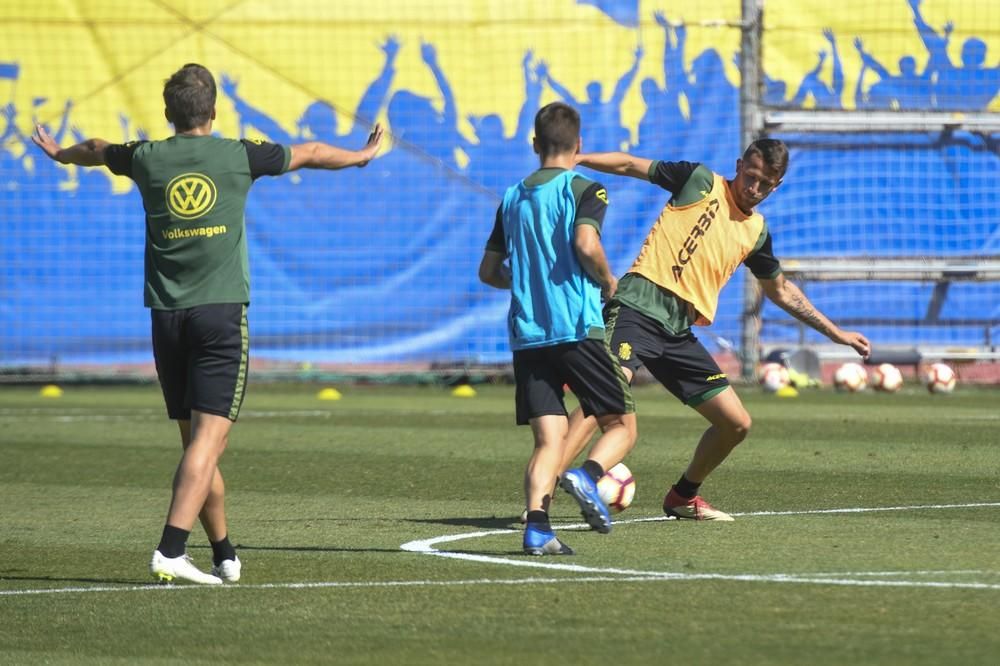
left=32, top=63, right=383, bottom=584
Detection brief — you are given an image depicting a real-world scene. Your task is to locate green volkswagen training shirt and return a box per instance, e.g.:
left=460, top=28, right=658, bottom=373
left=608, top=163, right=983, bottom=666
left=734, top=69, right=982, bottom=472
left=105, top=135, right=290, bottom=310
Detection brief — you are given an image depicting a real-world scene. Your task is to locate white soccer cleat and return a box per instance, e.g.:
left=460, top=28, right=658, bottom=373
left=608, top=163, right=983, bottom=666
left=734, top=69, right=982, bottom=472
left=210, top=556, right=242, bottom=583
left=663, top=489, right=735, bottom=521
left=150, top=550, right=223, bottom=585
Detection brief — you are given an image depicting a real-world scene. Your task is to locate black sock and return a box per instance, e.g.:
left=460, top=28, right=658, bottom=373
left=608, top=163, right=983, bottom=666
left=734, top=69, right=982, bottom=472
left=582, top=460, right=605, bottom=484
left=157, top=525, right=190, bottom=559
left=673, top=473, right=701, bottom=499
left=210, top=535, right=237, bottom=566
left=526, top=510, right=551, bottom=532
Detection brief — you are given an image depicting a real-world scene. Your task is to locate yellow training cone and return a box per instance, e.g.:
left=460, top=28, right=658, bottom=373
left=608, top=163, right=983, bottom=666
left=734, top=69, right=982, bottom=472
left=316, top=387, right=342, bottom=401
left=775, top=385, right=799, bottom=398
left=451, top=385, right=477, bottom=398
left=39, top=384, right=64, bottom=398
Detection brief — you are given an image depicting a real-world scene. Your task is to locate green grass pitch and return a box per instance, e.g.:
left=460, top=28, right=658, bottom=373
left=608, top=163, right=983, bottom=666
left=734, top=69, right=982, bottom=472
left=1, top=382, right=998, bottom=664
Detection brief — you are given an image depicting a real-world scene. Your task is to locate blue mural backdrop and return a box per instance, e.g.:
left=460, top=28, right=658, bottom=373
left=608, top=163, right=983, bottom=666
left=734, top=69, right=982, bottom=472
left=1, top=3, right=998, bottom=366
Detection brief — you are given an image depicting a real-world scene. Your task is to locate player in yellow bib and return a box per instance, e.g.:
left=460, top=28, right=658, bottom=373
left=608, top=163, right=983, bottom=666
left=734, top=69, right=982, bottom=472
left=560, top=139, right=871, bottom=520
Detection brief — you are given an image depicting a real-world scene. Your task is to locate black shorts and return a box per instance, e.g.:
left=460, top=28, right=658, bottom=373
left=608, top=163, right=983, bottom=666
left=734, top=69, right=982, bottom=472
left=512, top=338, right=634, bottom=426
left=606, top=303, right=730, bottom=406
left=151, top=303, right=249, bottom=421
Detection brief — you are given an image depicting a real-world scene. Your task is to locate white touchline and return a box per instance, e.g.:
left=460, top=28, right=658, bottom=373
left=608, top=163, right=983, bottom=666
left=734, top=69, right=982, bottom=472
left=399, top=501, right=1000, bottom=591
left=0, top=576, right=665, bottom=597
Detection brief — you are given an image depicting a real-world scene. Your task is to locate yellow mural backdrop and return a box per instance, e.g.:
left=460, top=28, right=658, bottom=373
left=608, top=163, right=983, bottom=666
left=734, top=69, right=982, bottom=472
left=1, top=0, right=997, bottom=171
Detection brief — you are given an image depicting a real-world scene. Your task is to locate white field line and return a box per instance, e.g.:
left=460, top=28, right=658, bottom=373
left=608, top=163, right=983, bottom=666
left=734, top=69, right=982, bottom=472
left=2, top=503, right=998, bottom=598
left=0, top=576, right=664, bottom=597
left=399, top=502, right=1000, bottom=591
left=4, top=571, right=1000, bottom=599
left=793, top=569, right=992, bottom=577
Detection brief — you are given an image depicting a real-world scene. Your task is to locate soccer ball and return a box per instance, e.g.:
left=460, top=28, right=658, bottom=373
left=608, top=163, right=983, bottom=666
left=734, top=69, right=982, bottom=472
left=871, top=363, right=903, bottom=393
left=758, top=362, right=790, bottom=393
left=833, top=362, right=868, bottom=392
left=597, top=463, right=636, bottom=514
left=924, top=362, right=956, bottom=394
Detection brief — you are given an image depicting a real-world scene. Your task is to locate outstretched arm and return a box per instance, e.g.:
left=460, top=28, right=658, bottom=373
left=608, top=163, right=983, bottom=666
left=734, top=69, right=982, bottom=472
left=654, top=11, right=673, bottom=84
left=611, top=46, right=644, bottom=104
left=576, top=151, right=653, bottom=181
left=907, top=0, right=951, bottom=66
left=853, top=37, right=891, bottom=80
left=32, top=124, right=109, bottom=166
left=790, top=51, right=827, bottom=107
left=287, top=123, right=383, bottom=171
left=824, top=28, right=844, bottom=99
left=760, top=274, right=871, bottom=358
left=514, top=51, right=543, bottom=143
left=220, top=74, right=294, bottom=143
left=672, top=20, right=693, bottom=95
left=540, top=63, right=580, bottom=105
left=421, top=42, right=459, bottom=130
left=854, top=61, right=871, bottom=109
left=352, top=35, right=400, bottom=135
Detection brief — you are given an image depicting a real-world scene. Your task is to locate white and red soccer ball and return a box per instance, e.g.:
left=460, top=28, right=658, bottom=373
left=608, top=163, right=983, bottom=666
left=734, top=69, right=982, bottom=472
left=597, top=463, right=636, bottom=514
left=871, top=363, right=903, bottom=393
left=833, top=362, right=868, bottom=392
left=758, top=362, right=791, bottom=393
left=924, top=362, right=956, bottom=394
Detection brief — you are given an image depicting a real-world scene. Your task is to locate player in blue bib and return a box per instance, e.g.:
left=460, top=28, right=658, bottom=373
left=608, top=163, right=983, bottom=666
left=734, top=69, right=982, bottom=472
left=480, top=102, right=636, bottom=555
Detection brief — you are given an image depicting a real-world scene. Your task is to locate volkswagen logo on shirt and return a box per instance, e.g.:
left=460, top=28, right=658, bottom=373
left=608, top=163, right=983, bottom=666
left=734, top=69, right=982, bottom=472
left=166, top=173, right=217, bottom=220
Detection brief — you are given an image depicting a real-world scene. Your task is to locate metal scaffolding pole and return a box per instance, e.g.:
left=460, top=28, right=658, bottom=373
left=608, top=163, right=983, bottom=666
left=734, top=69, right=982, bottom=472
left=739, top=0, right=764, bottom=381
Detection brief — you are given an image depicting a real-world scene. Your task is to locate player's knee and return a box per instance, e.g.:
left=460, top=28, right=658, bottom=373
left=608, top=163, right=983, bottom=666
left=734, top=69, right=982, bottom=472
left=729, top=413, right=752, bottom=443
left=600, top=413, right=638, bottom=453
left=188, top=433, right=229, bottom=463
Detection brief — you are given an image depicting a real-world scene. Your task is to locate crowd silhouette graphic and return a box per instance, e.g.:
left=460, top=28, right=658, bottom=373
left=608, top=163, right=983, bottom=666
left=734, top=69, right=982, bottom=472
left=2, top=4, right=998, bottom=363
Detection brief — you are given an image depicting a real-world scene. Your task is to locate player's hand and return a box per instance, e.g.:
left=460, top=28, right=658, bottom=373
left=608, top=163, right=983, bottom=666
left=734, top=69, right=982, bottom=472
left=31, top=124, right=62, bottom=161
left=838, top=330, right=871, bottom=360
left=381, top=35, right=401, bottom=60
left=356, top=123, right=384, bottom=167
left=602, top=276, right=618, bottom=302
left=420, top=41, right=438, bottom=67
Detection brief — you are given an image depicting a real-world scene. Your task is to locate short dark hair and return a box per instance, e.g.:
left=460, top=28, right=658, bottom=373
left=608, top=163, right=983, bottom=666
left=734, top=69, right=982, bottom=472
left=163, top=64, right=216, bottom=132
left=534, top=102, right=580, bottom=158
left=743, top=138, right=789, bottom=175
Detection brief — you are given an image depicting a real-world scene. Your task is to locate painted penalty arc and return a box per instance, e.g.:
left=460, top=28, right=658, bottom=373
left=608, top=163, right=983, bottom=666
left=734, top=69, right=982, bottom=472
left=400, top=502, right=1000, bottom=590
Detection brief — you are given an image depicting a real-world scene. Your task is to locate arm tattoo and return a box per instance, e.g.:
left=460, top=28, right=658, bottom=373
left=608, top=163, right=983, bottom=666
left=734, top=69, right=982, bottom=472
left=784, top=291, right=835, bottom=337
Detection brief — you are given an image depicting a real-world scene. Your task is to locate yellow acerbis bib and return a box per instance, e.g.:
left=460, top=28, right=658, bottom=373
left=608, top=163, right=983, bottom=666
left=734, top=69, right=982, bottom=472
left=629, top=173, right=764, bottom=326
